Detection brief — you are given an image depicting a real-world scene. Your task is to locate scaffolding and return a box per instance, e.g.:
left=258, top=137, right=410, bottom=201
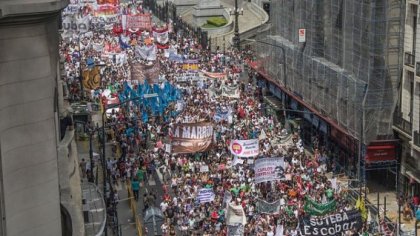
left=253, top=0, right=404, bottom=145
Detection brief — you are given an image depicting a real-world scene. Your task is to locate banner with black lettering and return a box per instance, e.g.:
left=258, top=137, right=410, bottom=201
left=254, top=157, right=285, bottom=183
left=299, top=210, right=362, bottom=236
left=255, top=198, right=281, bottom=214
left=171, top=122, right=213, bottom=154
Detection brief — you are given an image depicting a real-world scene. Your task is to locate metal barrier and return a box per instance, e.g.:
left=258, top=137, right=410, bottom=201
left=126, top=180, right=143, bottom=236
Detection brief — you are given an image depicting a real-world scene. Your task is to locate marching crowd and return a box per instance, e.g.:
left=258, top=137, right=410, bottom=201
left=62, top=1, right=372, bottom=236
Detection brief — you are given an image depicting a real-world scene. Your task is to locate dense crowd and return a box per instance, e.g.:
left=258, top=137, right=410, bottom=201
left=61, top=1, right=372, bottom=236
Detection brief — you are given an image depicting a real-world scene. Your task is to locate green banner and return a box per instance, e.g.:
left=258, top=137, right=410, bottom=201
left=304, top=196, right=336, bottom=216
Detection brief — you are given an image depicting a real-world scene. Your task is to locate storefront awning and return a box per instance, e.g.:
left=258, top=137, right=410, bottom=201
left=263, top=96, right=283, bottom=111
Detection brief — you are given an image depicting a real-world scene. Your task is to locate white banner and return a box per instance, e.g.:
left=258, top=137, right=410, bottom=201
left=230, top=139, right=259, bottom=157
left=62, top=15, right=91, bottom=38
left=135, top=45, right=157, bottom=61
left=254, top=157, right=285, bottom=184
left=197, top=188, right=215, bottom=203
left=175, top=72, right=203, bottom=82
left=153, top=30, right=169, bottom=45
left=226, top=203, right=247, bottom=226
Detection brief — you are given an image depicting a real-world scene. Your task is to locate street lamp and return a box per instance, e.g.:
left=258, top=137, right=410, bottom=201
left=229, top=0, right=244, bottom=50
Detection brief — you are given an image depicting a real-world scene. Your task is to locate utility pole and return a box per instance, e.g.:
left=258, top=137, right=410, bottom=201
left=230, top=0, right=243, bottom=50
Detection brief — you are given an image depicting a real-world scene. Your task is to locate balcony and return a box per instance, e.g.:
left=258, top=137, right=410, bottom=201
left=393, top=111, right=412, bottom=136
left=414, top=131, right=420, bottom=148
left=405, top=52, right=415, bottom=67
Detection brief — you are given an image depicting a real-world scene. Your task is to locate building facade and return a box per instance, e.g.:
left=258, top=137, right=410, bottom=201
left=396, top=0, right=420, bottom=197
left=250, top=0, right=404, bottom=186
left=0, top=1, right=86, bottom=236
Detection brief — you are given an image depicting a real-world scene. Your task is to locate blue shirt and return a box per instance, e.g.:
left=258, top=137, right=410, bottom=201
left=131, top=180, right=140, bottom=191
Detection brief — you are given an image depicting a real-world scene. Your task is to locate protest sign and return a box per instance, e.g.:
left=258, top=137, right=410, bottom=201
left=171, top=122, right=213, bottom=154
left=299, top=210, right=362, bottom=236
left=200, top=165, right=209, bottom=172
left=226, top=203, right=247, bottom=225
left=197, top=188, right=215, bottom=203
left=255, top=199, right=281, bottom=214
left=254, top=157, right=285, bottom=183
left=230, top=139, right=259, bottom=157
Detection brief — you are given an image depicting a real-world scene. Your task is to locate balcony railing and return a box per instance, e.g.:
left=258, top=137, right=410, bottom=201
left=405, top=52, right=415, bottom=67
left=393, top=111, right=412, bottom=135
left=414, top=130, right=420, bottom=147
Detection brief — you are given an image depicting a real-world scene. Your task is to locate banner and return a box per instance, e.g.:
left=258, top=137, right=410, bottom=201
left=221, top=84, right=240, bottom=98
left=255, top=199, right=281, bottom=214
left=169, top=52, right=184, bottom=63
left=152, top=28, right=169, bottom=45
left=131, top=63, right=146, bottom=84
left=214, top=109, right=232, bottom=122
left=254, top=157, right=285, bottom=183
left=182, top=63, right=199, bottom=71
left=203, top=71, right=226, bottom=79
left=94, top=4, right=119, bottom=17
left=82, top=66, right=101, bottom=90
left=304, top=196, right=336, bottom=216
left=171, top=122, right=213, bottom=154
left=135, top=44, right=156, bottom=61
left=197, top=188, right=215, bottom=203
left=299, top=210, right=363, bottom=236
left=125, top=13, right=152, bottom=31
left=144, top=62, right=160, bottom=84
left=230, top=139, right=259, bottom=157
left=227, top=224, right=244, bottom=236
left=226, top=203, right=247, bottom=226
left=62, top=15, right=90, bottom=37
left=175, top=72, right=202, bottom=82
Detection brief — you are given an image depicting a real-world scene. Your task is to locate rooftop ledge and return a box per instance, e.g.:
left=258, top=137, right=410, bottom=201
left=0, top=0, right=69, bottom=19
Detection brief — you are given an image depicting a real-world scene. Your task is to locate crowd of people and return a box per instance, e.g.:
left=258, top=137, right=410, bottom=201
left=62, top=1, right=374, bottom=236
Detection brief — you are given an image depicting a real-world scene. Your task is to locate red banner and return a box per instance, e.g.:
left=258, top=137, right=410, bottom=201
left=126, top=14, right=152, bottom=30
left=203, top=71, right=226, bottom=79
